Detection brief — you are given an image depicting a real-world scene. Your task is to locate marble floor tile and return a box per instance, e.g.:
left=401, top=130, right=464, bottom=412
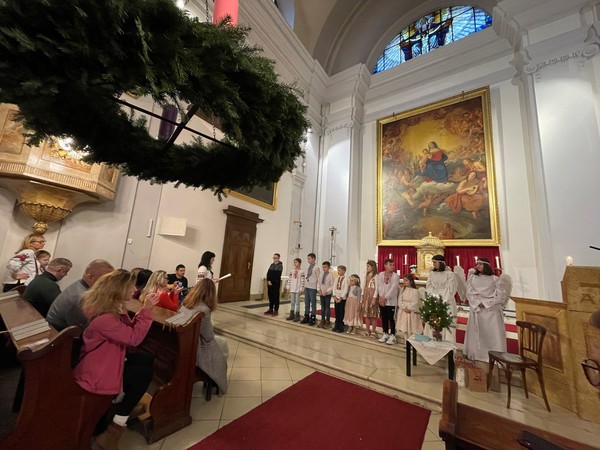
left=221, top=396, right=263, bottom=420
left=225, top=380, right=262, bottom=397
left=229, top=366, right=261, bottom=381
left=260, top=357, right=288, bottom=368
left=232, top=357, right=261, bottom=368
left=190, top=396, right=226, bottom=421
left=261, top=380, right=293, bottom=397
left=161, top=420, right=219, bottom=449
left=119, top=429, right=164, bottom=450
left=261, top=367, right=292, bottom=381
left=420, top=441, right=446, bottom=450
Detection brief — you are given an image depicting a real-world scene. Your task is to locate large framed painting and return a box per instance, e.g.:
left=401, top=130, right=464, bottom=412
left=228, top=182, right=277, bottom=210
left=377, top=87, right=499, bottom=246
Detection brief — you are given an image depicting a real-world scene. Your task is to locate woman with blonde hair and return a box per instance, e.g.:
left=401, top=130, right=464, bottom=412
left=140, top=269, right=182, bottom=312
left=73, top=269, right=158, bottom=450
left=3, top=233, right=46, bottom=292
left=180, top=278, right=228, bottom=395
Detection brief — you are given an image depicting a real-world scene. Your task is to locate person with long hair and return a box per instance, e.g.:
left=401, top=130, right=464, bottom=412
left=180, top=278, right=228, bottom=395
left=140, top=270, right=182, bottom=312
left=425, top=254, right=459, bottom=341
left=361, top=260, right=380, bottom=338
left=3, top=233, right=46, bottom=292
left=397, top=274, right=423, bottom=339
left=197, top=251, right=216, bottom=281
left=463, top=258, right=511, bottom=362
left=343, top=274, right=362, bottom=335
left=73, top=270, right=158, bottom=450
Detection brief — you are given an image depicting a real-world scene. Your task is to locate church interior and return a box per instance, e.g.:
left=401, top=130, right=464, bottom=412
left=1, top=0, right=600, bottom=448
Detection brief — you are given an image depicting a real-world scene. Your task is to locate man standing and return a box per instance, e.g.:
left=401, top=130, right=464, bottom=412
left=47, top=259, right=114, bottom=330
left=376, top=259, right=400, bottom=345
left=301, top=253, right=320, bottom=325
left=264, top=253, right=283, bottom=316
left=168, top=264, right=188, bottom=302
left=23, top=257, right=72, bottom=317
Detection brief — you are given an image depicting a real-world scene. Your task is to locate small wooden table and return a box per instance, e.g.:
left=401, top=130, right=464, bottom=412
left=406, top=337, right=456, bottom=380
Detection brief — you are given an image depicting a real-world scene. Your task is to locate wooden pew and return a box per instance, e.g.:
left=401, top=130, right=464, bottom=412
left=125, top=300, right=204, bottom=444
left=439, top=379, right=597, bottom=449
left=0, top=292, right=113, bottom=450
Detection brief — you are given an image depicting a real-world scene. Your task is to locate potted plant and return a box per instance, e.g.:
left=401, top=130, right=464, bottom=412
left=418, top=293, right=455, bottom=341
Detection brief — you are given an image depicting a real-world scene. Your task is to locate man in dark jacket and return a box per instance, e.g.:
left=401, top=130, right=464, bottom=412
left=23, top=257, right=72, bottom=316
left=265, top=253, right=283, bottom=316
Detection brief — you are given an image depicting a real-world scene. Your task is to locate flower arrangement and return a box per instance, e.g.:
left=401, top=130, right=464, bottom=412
left=418, top=293, right=455, bottom=340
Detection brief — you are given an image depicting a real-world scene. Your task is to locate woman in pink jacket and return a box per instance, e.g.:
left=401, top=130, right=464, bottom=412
left=73, top=269, right=158, bottom=450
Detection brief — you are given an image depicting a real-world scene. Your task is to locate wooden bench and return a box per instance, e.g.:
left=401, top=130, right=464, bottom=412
left=0, top=292, right=113, bottom=450
left=439, top=379, right=597, bottom=449
left=125, top=300, right=204, bottom=444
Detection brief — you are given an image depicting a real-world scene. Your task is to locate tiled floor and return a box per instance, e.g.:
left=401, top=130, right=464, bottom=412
left=118, top=300, right=600, bottom=449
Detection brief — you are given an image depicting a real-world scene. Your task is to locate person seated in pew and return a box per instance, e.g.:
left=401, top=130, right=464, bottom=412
left=140, top=270, right=182, bottom=312
left=73, top=269, right=158, bottom=450
left=132, top=269, right=152, bottom=300
left=47, top=259, right=114, bottom=330
left=22, top=257, right=72, bottom=316
left=179, top=278, right=229, bottom=395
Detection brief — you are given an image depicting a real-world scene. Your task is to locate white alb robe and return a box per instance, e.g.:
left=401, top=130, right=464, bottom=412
left=463, top=269, right=510, bottom=362
left=425, top=269, right=459, bottom=341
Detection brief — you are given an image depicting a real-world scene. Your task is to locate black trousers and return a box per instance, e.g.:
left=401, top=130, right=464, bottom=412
left=380, top=305, right=396, bottom=335
left=267, top=283, right=281, bottom=311
left=334, top=299, right=346, bottom=330
left=116, top=352, right=154, bottom=416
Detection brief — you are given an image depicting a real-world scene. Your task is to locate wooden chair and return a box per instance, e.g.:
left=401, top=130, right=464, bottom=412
left=488, top=320, right=551, bottom=411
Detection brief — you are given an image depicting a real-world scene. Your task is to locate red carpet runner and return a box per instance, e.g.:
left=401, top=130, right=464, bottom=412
left=189, top=371, right=431, bottom=450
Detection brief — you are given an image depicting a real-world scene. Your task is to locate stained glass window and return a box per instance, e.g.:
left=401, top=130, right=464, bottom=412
left=373, top=6, right=492, bottom=73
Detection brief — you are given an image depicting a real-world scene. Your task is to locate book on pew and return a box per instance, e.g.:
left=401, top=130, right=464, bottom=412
left=9, top=319, right=51, bottom=340
left=165, top=311, right=200, bottom=327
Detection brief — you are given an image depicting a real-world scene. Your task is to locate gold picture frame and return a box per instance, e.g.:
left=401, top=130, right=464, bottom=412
left=377, top=87, right=500, bottom=246
left=227, top=182, right=278, bottom=210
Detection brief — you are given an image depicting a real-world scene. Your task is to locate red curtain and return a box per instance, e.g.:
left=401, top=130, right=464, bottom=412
left=377, top=246, right=501, bottom=276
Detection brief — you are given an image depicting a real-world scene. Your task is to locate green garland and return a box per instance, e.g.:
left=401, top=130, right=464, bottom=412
left=0, top=0, right=309, bottom=194
left=418, top=293, right=455, bottom=332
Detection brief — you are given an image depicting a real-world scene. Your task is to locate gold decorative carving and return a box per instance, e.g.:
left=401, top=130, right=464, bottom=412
left=0, top=103, right=120, bottom=233
left=416, top=232, right=445, bottom=277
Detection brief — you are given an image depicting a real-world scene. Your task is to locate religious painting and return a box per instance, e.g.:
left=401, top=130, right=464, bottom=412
left=377, top=87, right=499, bottom=246
left=228, top=183, right=277, bottom=211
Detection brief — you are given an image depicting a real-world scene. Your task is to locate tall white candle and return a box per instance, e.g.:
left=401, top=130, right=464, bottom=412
left=495, top=256, right=500, bottom=268
left=388, top=253, right=392, bottom=260
left=475, top=256, right=478, bottom=265
left=404, top=254, right=408, bottom=265
left=565, top=256, right=574, bottom=266
left=456, top=255, right=460, bottom=266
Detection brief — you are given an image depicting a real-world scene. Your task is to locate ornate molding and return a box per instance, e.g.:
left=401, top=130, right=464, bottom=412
left=523, top=46, right=599, bottom=75
left=325, top=121, right=354, bottom=136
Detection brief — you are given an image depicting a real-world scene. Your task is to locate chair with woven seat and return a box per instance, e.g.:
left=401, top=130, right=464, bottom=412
left=488, top=320, right=551, bottom=411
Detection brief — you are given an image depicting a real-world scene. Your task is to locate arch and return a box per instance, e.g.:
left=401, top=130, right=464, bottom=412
left=312, top=0, right=497, bottom=75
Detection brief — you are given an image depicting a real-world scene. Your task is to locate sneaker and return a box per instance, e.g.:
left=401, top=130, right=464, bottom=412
left=386, top=335, right=397, bottom=345
left=264, top=309, right=273, bottom=315
left=300, top=316, right=310, bottom=324
left=378, top=333, right=389, bottom=343
left=309, top=316, right=316, bottom=326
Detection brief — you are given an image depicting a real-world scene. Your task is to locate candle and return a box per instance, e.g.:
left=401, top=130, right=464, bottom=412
left=495, top=256, right=500, bottom=268
left=456, top=255, right=460, bottom=266
left=388, top=253, right=392, bottom=260
left=475, top=256, right=478, bottom=265
left=404, top=254, right=408, bottom=265
left=396, top=270, right=401, bottom=276
left=565, top=256, right=574, bottom=266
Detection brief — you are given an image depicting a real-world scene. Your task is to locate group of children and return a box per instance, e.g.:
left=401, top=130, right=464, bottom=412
left=284, top=256, right=423, bottom=344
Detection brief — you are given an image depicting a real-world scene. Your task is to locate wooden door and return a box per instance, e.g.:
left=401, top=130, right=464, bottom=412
left=218, top=206, right=263, bottom=303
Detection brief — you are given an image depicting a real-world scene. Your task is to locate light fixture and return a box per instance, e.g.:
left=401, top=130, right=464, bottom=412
left=55, top=136, right=91, bottom=160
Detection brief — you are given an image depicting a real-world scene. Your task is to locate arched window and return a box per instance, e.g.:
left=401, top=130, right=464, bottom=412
left=373, top=6, right=492, bottom=73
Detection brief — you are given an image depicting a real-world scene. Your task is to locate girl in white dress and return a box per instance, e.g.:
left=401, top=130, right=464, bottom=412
left=425, top=255, right=459, bottom=341
left=464, top=258, right=511, bottom=362
left=397, top=274, right=423, bottom=339
left=344, top=275, right=362, bottom=334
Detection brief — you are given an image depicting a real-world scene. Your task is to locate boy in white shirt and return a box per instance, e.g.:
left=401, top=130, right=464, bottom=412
left=332, top=265, right=349, bottom=333
left=317, top=261, right=334, bottom=328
